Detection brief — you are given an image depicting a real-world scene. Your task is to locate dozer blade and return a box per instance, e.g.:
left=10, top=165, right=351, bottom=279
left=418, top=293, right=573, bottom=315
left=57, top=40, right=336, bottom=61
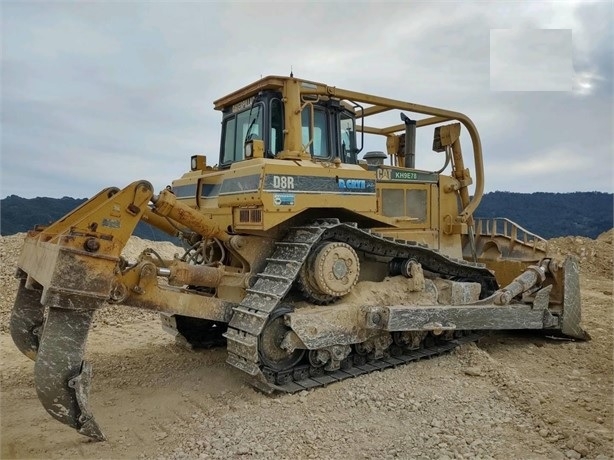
left=560, top=256, right=589, bottom=340
left=34, top=304, right=105, bottom=441
left=10, top=278, right=45, bottom=360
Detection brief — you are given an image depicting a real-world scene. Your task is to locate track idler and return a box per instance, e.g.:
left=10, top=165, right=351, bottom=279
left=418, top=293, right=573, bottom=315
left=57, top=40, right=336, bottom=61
left=10, top=277, right=45, bottom=360
left=32, top=296, right=105, bottom=441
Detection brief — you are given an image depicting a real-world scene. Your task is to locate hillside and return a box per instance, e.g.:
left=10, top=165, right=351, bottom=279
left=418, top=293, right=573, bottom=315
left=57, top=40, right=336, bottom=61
left=476, top=191, right=613, bottom=239
left=0, top=195, right=179, bottom=243
left=1, top=192, right=612, bottom=240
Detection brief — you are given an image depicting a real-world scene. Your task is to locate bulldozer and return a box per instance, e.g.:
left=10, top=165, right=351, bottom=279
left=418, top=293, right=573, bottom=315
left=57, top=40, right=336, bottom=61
left=9, top=75, right=587, bottom=441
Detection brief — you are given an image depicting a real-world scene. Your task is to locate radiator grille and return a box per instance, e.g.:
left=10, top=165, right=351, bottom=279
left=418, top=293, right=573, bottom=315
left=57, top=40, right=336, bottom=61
left=239, top=209, right=262, bottom=223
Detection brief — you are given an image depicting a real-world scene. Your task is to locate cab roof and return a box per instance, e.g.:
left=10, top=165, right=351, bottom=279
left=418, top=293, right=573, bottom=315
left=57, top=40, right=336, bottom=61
left=213, top=75, right=327, bottom=111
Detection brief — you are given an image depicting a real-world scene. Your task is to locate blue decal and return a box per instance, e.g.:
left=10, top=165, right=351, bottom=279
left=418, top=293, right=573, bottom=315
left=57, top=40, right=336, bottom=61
left=338, top=179, right=366, bottom=190
left=273, top=194, right=295, bottom=206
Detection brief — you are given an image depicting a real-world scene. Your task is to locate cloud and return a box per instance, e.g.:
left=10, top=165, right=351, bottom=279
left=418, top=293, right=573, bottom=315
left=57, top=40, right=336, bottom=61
left=499, top=148, right=584, bottom=175
left=1, top=1, right=611, bottom=199
left=490, top=29, right=573, bottom=91
left=485, top=146, right=611, bottom=193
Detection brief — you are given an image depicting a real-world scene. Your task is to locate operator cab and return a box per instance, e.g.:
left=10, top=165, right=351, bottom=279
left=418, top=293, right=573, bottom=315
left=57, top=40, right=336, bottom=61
left=218, top=90, right=359, bottom=168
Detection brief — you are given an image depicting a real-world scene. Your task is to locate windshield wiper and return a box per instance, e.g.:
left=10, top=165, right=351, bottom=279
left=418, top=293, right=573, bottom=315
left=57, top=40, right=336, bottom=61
left=244, top=104, right=261, bottom=146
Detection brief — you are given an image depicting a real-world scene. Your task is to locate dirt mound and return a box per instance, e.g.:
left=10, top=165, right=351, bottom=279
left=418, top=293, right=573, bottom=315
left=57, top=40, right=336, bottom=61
left=0, top=233, right=183, bottom=333
left=0, top=234, right=27, bottom=333
left=547, top=230, right=613, bottom=278
left=597, top=228, right=614, bottom=244
left=120, top=235, right=184, bottom=261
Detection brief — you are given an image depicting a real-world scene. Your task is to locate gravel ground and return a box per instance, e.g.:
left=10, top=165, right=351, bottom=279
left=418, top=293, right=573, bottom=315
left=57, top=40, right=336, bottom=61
left=0, top=232, right=612, bottom=459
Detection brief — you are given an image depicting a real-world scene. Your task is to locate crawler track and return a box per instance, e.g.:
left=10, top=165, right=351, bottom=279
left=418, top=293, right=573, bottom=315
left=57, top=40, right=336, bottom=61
left=266, top=332, right=482, bottom=392
left=224, top=219, right=497, bottom=392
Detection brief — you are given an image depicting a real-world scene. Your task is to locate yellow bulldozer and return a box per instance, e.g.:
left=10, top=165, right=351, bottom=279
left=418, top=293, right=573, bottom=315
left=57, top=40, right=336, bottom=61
left=10, top=75, right=587, bottom=441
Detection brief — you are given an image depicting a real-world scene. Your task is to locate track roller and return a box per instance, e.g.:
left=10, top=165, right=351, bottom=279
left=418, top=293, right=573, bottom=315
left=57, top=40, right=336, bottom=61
left=259, top=306, right=305, bottom=372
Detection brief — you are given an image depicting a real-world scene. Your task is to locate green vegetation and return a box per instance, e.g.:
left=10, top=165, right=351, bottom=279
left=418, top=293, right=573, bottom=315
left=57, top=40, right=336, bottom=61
left=0, top=195, right=179, bottom=243
left=1, top=192, right=612, bottom=240
left=476, top=192, right=613, bottom=239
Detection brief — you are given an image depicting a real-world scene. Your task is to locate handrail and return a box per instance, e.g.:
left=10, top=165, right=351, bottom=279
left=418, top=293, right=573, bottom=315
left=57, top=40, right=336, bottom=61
left=473, top=217, right=548, bottom=251
left=299, top=83, right=484, bottom=223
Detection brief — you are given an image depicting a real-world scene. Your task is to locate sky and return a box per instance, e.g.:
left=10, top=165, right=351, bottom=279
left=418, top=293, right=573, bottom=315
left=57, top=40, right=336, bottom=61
left=1, top=1, right=612, bottom=199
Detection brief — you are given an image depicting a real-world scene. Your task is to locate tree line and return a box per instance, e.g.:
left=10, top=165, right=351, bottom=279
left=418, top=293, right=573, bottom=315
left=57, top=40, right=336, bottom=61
left=1, top=192, right=612, bottom=240
left=475, top=191, right=612, bottom=239
left=0, top=195, right=179, bottom=243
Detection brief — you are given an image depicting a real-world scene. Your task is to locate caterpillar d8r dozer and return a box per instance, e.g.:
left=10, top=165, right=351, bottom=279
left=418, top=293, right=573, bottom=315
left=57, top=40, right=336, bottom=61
left=10, top=75, right=588, bottom=441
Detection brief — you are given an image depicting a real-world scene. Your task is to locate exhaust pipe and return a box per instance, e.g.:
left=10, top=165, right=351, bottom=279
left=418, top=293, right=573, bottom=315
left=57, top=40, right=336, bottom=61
left=400, top=113, right=416, bottom=168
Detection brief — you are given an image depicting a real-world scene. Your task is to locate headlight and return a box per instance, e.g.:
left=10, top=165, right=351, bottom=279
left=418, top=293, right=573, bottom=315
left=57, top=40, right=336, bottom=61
left=190, top=155, right=206, bottom=171
left=244, top=142, right=253, bottom=158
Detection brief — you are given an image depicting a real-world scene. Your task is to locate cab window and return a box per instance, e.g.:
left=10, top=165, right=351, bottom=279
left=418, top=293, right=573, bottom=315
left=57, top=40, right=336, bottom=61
left=301, top=108, right=329, bottom=158
left=340, top=112, right=356, bottom=163
left=221, top=104, right=263, bottom=164
left=270, top=98, right=284, bottom=156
